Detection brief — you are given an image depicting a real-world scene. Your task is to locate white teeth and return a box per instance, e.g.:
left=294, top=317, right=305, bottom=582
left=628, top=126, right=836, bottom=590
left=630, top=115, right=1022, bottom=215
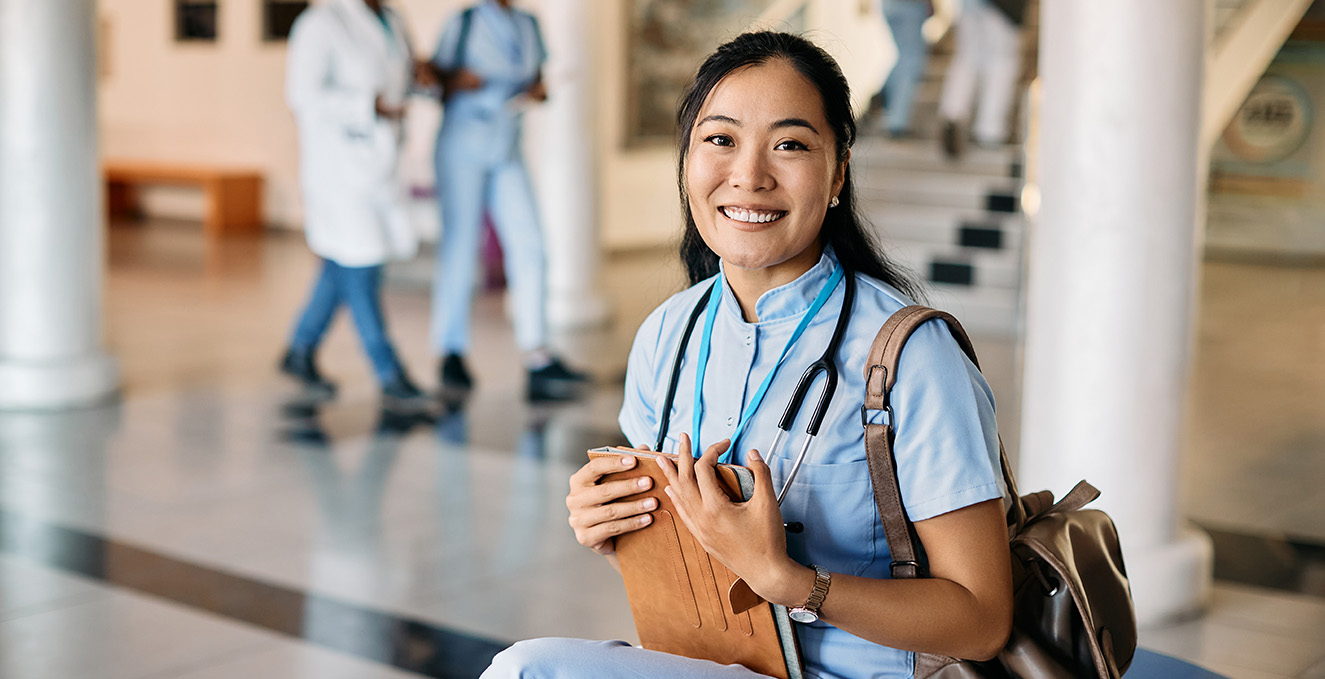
left=721, top=207, right=785, bottom=224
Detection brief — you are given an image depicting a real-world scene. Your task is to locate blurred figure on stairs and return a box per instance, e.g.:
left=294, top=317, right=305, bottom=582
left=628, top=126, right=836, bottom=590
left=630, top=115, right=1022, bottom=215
left=937, top=0, right=1026, bottom=157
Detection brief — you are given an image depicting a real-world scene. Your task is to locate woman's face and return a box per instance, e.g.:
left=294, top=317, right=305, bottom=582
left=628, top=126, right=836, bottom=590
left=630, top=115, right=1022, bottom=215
left=685, top=59, right=847, bottom=281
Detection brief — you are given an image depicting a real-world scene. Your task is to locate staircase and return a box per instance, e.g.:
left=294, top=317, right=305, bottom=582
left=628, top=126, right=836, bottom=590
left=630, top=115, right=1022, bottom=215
left=851, top=4, right=1038, bottom=336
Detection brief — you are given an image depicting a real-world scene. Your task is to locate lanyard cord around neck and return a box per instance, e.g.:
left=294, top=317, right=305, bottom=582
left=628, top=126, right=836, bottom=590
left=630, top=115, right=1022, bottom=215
left=692, top=264, right=844, bottom=463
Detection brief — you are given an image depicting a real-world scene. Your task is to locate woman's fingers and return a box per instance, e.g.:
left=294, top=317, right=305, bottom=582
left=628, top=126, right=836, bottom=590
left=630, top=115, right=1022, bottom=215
left=693, top=439, right=733, bottom=507
left=575, top=513, right=655, bottom=553
left=570, top=494, right=659, bottom=530
left=677, top=434, right=697, bottom=482
left=565, top=452, right=659, bottom=553
left=746, top=449, right=778, bottom=507
left=568, top=454, right=636, bottom=491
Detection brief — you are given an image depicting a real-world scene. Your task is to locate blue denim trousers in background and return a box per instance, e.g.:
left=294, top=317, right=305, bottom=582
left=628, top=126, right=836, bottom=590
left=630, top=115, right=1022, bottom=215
left=881, top=0, right=931, bottom=133
left=290, top=258, right=403, bottom=384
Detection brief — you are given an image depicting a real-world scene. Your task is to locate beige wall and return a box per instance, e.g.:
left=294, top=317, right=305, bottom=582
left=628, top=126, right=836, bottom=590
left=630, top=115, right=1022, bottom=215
left=99, top=0, right=465, bottom=231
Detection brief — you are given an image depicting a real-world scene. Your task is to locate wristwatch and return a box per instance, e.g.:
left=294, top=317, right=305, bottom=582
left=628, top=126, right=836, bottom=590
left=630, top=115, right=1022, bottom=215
left=788, top=564, right=831, bottom=624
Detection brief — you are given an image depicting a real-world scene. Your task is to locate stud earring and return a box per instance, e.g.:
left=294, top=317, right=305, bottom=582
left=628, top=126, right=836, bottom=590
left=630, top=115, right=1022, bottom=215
left=829, top=196, right=840, bottom=208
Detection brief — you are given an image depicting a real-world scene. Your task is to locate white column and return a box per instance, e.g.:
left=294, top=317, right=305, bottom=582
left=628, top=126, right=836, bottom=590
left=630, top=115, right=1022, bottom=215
left=533, top=0, right=611, bottom=329
left=0, top=0, right=119, bottom=409
left=1021, top=0, right=1212, bottom=627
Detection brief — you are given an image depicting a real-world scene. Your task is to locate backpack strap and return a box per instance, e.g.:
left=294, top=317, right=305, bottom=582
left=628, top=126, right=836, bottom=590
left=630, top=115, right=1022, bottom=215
left=862, top=306, right=1026, bottom=580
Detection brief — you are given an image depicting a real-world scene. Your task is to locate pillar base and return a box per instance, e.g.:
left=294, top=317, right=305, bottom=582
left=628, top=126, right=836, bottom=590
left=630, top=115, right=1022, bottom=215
left=548, top=290, right=612, bottom=330
left=1128, top=525, right=1214, bottom=628
left=0, top=353, right=120, bottom=411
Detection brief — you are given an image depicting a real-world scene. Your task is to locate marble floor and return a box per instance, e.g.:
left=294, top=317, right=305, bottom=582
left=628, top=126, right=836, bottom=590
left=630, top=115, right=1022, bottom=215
left=0, top=221, right=1322, bottom=678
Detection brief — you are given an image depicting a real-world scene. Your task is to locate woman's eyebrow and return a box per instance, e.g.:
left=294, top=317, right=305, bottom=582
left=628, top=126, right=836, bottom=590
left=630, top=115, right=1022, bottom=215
left=697, top=114, right=740, bottom=126
left=771, top=117, right=819, bottom=134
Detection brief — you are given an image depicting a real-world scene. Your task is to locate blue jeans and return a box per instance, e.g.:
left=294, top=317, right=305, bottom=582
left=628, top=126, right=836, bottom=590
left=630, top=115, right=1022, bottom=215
left=881, top=0, right=931, bottom=133
left=290, top=258, right=403, bottom=384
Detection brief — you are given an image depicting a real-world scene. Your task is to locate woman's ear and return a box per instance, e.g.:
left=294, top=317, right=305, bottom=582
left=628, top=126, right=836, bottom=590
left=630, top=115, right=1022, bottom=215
left=832, top=150, right=850, bottom=200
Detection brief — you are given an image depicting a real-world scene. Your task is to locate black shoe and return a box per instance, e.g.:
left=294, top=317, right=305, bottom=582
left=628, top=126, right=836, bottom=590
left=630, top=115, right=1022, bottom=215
left=527, top=357, right=590, bottom=402
left=439, top=353, right=473, bottom=393
left=279, top=348, right=337, bottom=398
left=940, top=119, right=964, bottom=160
left=382, top=371, right=427, bottom=405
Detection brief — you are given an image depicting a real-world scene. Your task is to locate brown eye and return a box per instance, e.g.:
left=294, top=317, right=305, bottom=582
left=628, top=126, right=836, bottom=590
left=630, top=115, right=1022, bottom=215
left=775, top=139, right=807, bottom=151
left=705, top=134, right=734, bottom=147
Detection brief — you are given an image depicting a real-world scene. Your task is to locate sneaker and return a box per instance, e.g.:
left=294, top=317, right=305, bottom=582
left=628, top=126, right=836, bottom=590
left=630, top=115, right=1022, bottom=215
left=438, top=353, right=473, bottom=393
left=382, top=371, right=428, bottom=405
left=940, top=119, right=964, bottom=160
left=279, top=348, right=337, bottom=398
left=527, top=357, right=590, bottom=402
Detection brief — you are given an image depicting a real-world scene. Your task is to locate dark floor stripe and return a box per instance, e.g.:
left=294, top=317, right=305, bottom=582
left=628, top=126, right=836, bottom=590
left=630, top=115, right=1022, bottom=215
left=1194, top=522, right=1325, bottom=598
left=0, top=508, right=507, bottom=678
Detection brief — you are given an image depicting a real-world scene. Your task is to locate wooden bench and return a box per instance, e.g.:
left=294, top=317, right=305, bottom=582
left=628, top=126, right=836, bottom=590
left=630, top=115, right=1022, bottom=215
left=104, top=161, right=264, bottom=237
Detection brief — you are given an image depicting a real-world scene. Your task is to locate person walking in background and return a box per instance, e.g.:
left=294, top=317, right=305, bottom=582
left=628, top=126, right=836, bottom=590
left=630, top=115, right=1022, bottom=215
left=280, top=0, right=429, bottom=404
left=937, top=0, right=1026, bottom=158
left=428, top=0, right=588, bottom=402
left=874, top=0, right=933, bottom=138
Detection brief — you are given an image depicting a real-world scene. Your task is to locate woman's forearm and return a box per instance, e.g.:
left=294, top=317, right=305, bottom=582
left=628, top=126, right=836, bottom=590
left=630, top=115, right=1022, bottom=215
left=753, top=499, right=1013, bottom=661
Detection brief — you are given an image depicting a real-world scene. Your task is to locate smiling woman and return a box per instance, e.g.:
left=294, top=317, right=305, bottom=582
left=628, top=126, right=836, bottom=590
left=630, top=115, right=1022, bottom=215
left=481, top=32, right=1013, bottom=679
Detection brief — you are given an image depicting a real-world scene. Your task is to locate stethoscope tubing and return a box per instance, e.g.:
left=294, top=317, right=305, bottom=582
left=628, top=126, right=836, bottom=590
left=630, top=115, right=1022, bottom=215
left=654, top=269, right=856, bottom=507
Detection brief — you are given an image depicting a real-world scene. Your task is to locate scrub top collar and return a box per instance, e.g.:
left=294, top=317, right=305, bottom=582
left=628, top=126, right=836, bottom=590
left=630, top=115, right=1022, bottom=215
left=715, top=246, right=841, bottom=325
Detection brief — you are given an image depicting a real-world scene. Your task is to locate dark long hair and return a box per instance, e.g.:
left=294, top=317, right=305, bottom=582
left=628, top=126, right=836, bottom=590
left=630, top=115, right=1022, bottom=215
left=675, top=31, right=921, bottom=300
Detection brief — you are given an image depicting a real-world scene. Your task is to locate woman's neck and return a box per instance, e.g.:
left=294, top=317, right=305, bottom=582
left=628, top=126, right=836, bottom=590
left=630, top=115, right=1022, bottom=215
left=722, top=246, right=824, bottom=323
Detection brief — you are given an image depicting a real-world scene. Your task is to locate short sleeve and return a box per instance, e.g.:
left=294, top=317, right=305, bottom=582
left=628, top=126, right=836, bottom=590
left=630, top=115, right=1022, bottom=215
left=618, top=304, right=667, bottom=449
left=888, top=319, right=1003, bottom=521
left=431, top=10, right=464, bottom=69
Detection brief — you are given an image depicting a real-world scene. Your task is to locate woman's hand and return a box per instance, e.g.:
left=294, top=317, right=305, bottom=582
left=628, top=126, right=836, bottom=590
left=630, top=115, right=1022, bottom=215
left=566, top=446, right=658, bottom=556
left=656, top=435, right=806, bottom=605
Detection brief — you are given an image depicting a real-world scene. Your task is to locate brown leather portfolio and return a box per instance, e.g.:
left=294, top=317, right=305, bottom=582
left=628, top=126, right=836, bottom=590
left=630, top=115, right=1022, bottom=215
left=588, top=447, right=802, bottom=679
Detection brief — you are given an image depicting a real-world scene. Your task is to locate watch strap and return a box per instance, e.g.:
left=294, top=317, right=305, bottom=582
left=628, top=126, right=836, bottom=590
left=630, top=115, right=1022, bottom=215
left=798, top=564, right=830, bottom=615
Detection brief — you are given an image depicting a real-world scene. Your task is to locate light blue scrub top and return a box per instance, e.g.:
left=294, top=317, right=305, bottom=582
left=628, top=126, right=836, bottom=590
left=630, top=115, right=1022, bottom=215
left=619, top=248, right=1005, bottom=679
left=431, top=1, right=545, bottom=164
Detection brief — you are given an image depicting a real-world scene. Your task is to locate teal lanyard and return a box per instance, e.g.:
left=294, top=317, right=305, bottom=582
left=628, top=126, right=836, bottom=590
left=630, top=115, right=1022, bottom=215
left=692, top=264, right=844, bottom=463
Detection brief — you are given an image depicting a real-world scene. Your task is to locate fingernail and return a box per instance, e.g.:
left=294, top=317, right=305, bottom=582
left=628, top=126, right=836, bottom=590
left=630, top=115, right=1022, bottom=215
left=637, top=477, right=650, bottom=488
left=663, top=486, right=673, bottom=497
left=749, top=450, right=762, bottom=463
left=643, top=498, right=658, bottom=509
left=621, top=456, right=634, bottom=466
left=639, top=515, right=652, bottom=526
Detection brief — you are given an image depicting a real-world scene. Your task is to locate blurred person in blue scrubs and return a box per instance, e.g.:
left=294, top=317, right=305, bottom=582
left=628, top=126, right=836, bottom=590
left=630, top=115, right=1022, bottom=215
left=484, top=32, right=1013, bottom=679
left=428, top=0, right=589, bottom=402
left=281, top=0, right=431, bottom=404
left=871, top=0, right=933, bottom=138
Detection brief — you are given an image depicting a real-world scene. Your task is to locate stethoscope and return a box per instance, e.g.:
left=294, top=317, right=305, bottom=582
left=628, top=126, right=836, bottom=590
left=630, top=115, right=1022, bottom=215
left=652, top=266, right=856, bottom=509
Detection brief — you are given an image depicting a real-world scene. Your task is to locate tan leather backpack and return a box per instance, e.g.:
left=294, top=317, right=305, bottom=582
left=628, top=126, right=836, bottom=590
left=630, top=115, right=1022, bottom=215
left=864, top=306, right=1137, bottom=678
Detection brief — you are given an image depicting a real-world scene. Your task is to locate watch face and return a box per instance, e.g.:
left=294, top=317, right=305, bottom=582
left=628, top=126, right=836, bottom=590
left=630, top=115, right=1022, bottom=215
left=788, top=608, right=817, bottom=624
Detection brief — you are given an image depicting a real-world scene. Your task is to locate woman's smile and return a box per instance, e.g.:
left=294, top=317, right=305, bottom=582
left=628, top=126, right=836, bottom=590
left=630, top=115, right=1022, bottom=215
left=718, top=205, right=788, bottom=226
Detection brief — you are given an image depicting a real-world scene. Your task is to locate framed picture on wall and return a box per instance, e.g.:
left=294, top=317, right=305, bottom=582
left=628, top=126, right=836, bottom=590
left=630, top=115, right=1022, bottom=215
left=624, top=0, right=787, bottom=147
left=175, top=0, right=218, bottom=42
left=263, top=0, right=309, bottom=41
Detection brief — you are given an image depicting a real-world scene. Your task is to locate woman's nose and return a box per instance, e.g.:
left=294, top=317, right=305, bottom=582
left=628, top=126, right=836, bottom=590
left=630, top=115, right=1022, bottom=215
left=728, top=149, right=774, bottom=191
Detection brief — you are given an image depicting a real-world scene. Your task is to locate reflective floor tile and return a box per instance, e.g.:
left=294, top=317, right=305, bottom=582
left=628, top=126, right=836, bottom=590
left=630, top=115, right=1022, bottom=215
left=0, top=555, right=108, bottom=621
left=0, top=589, right=279, bottom=679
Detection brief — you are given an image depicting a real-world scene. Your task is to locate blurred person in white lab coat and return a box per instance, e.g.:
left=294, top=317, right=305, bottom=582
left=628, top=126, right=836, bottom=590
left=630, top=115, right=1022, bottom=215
left=280, top=0, right=431, bottom=404
left=427, top=0, right=589, bottom=402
